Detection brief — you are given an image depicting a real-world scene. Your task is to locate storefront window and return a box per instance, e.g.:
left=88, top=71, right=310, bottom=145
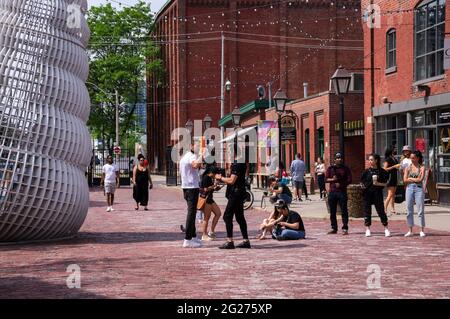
left=438, top=156, right=450, bottom=183
left=438, top=125, right=450, bottom=154
left=439, top=108, right=450, bottom=123
left=426, top=110, right=437, bottom=125
left=398, top=114, right=407, bottom=128
left=387, top=115, right=397, bottom=129
left=413, top=111, right=426, bottom=126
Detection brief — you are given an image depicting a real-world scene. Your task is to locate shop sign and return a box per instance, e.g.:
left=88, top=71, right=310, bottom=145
left=445, top=39, right=450, bottom=70
left=440, top=127, right=450, bottom=153
left=281, top=115, right=296, bottom=141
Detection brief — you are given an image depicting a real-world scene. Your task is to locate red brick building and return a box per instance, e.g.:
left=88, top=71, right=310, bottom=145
left=148, top=0, right=363, bottom=173
left=362, top=0, right=450, bottom=204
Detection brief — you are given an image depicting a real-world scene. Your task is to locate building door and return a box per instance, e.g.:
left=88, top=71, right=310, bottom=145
left=305, top=129, right=310, bottom=172
left=317, top=127, right=324, bottom=160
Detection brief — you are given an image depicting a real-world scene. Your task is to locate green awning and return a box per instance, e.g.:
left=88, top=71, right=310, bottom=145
left=218, top=99, right=274, bottom=127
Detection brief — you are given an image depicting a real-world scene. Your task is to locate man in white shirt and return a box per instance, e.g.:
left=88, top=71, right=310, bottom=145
left=101, top=155, right=120, bottom=212
left=180, top=141, right=204, bottom=248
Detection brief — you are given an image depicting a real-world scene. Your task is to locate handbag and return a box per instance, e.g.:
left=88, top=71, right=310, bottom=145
left=197, top=195, right=207, bottom=210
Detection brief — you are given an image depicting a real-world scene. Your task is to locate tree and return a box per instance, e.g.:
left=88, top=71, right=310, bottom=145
left=86, top=1, right=162, bottom=153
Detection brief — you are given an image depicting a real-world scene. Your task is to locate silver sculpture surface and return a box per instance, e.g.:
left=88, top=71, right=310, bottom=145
left=0, top=0, right=91, bottom=241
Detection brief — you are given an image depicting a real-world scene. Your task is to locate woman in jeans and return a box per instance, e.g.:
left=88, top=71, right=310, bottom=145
left=404, top=151, right=426, bottom=237
left=315, top=157, right=326, bottom=199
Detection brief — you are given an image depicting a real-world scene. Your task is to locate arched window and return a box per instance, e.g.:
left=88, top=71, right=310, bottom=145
left=415, top=0, right=446, bottom=81
left=386, top=29, right=397, bottom=70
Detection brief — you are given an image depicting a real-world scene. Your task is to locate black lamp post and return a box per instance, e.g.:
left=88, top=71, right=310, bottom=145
left=273, top=89, right=288, bottom=170
left=203, top=114, right=212, bottom=157
left=185, top=119, right=194, bottom=145
left=331, top=66, right=351, bottom=163
left=231, top=106, right=241, bottom=160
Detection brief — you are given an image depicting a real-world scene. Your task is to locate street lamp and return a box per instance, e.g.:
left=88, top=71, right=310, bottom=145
left=273, top=89, right=288, bottom=170
left=185, top=119, right=194, bottom=135
left=225, top=79, right=231, bottom=92
left=231, top=106, right=241, bottom=160
left=331, top=66, right=351, bottom=163
left=203, top=114, right=212, bottom=131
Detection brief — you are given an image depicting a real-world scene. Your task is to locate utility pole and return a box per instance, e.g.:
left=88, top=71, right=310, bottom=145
left=220, top=31, right=225, bottom=166
left=115, top=89, right=119, bottom=147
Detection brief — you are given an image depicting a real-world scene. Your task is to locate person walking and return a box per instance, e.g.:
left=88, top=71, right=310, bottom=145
left=215, top=147, right=250, bottom=249
left=100, top=155, right=119, bottom=212
left=290, top=153, right=306, bottom=201
left=315, top=157, right=326, bottom=200
left=404, top=151, right=426, bottom=237
left=400, top=145, right=412, bottom=175
left=180, top=141, right=204, bottom=248
left=132, top=154, right=153, bottom=211
left=361, top=154, right=391, bottom=237
left=200, top=166, right=222, bottom=241
left=384, top=147, right=401, bottom=215
left=325, top=152, right=352, bottom=235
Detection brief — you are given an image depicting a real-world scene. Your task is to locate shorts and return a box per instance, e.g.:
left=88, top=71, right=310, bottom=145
left=105, top=183, right=116, bottom=194
left=293, top=180, right=304, bottom=189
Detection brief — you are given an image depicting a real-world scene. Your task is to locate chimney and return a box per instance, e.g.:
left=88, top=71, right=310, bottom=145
left=303, top=82, right=308, bottom=98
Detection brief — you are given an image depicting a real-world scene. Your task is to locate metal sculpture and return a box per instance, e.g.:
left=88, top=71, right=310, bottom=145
left=0, top=0, right=91, bottom=241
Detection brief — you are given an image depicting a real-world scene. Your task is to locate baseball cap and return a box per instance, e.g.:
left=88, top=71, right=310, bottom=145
left=335, top=152, right=343, bottom=159
left=402, top=145, right=412, bottom=152
left=274, top=199, right=287, bottom=209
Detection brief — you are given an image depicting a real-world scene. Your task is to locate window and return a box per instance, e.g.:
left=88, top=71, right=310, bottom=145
left=386, top=29, right=397, bottom=69
left=415, top=0, right=446, bottom=81
left=317, top=127, right=324, bottom=160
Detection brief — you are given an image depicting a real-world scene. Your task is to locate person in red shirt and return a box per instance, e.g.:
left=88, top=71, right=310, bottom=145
left=325, top=152, right=352, bottom=235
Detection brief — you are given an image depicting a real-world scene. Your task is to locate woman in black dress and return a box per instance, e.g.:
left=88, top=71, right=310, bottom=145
left=133, top=155, right=153, bottom=211
left=383, top=147, right=401, bottom=215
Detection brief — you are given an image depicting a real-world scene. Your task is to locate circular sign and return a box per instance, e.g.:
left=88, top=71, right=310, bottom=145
left=113, top=146, right=121, bottom=155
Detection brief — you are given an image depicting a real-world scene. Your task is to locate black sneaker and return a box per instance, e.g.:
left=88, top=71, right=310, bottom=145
left=236, top=241, right=251, bottom=248
left=327, top=229, right=338, bottom=234
left=180, top=225, right=186, bottom=233
left=342, top=229, right=349, bottom=236
left=276, top=236, right=287, bottom=241
left=219, top=241, right=235, bottom=249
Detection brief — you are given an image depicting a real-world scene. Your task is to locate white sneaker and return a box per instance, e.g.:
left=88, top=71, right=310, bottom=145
left=110, top=207, right=115, bottom=212
left=182, top=239, right=202, bottom=248
left=404, top=231, right=413, bottom=237
left=365, top=229, right=371, bottom=237
left=106, top=207, right=111, bottom=212
left=420, top=231, right=426, bottom=237
left=385, top=229, right=391, bottom=237
left=191, top=237, right=203, bottom=245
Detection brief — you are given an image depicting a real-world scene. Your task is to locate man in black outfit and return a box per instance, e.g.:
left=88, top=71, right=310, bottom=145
left=215, top=147, right=250, bottom=249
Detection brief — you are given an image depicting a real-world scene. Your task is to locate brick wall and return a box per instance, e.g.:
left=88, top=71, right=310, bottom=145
left=149, top=0, right=363, bottom=172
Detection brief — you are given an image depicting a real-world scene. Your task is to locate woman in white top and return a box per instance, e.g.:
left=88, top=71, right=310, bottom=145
left=315, top=157, right=326, bottom=199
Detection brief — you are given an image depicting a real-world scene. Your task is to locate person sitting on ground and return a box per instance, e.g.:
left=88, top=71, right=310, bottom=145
left=271, top=199, right=306, bottom=240
left=268, top=176, right=293, bottom=205
left=257, top=206, right=284, bottom=240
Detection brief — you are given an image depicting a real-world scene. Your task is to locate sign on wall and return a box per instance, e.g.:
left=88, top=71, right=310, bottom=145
left=444, top=39, right=450, bottom=70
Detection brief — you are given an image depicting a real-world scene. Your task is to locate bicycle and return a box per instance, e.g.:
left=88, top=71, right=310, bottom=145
left=243, top=176, right=254, bottom=210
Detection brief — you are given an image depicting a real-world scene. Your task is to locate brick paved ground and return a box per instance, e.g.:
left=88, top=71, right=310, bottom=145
left=1, top=179, right=450, bottom=299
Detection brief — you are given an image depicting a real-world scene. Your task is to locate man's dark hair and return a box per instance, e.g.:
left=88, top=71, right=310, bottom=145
left=269, top=176, right=277, bottom=183
left=296, top=153, right=302, bottom=159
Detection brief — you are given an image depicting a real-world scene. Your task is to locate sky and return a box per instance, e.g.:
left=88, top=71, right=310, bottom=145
left=88, top=0, right=167, bottom=14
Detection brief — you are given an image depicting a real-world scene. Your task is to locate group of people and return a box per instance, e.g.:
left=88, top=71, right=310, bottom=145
left=325, top=146, right=427, bottom=238
left=100, top=154, right=153, bottom=212
left=100, top=139, right=428, bottom=249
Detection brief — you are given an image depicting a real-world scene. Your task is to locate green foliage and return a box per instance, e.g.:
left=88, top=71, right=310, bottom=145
left=86, top=1, right=163, bottom=151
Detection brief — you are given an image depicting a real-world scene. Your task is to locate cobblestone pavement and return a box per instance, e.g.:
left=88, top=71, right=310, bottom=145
left=1, top=180, right=450, bottom=299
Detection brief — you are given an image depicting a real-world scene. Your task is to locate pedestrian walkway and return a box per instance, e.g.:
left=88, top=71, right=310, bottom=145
left=0, top=176, right=449, bottom=298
